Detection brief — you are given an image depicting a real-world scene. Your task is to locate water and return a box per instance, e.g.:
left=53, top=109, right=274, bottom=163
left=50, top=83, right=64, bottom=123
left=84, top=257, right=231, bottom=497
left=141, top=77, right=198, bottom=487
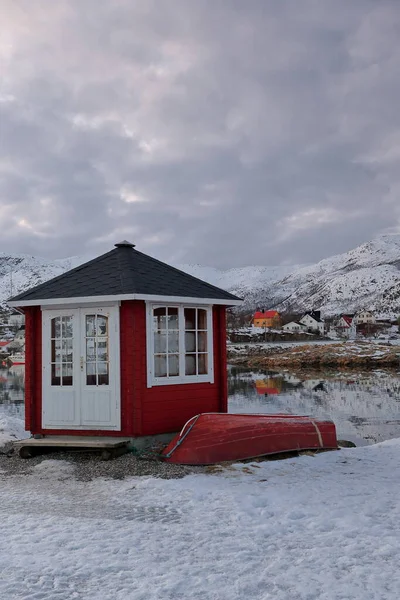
left=0, top=366, right=25, bottom=421
left=228, top=366, right=400, bottom=446
left=1, top=366, right=400, bottom=446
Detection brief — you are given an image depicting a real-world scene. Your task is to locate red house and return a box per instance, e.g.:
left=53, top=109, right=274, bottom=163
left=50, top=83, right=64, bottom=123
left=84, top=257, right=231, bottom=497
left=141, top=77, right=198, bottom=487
left=8, top=241, right=242, bottom=444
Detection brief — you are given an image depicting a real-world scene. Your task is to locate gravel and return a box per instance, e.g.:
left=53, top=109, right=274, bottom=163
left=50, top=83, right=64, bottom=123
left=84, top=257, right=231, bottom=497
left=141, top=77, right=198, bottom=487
left=0, top=443, right=205, bottom=481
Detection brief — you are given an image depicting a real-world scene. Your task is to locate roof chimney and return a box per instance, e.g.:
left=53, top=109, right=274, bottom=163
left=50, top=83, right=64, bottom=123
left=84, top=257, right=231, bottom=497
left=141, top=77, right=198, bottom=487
left=114, top=240, right=136, bottom=248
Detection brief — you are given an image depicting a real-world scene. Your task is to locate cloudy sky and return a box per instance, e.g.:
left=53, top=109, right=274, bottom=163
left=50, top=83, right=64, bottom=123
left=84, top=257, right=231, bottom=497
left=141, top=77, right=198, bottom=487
left=1, top=0, right=400, bottom=268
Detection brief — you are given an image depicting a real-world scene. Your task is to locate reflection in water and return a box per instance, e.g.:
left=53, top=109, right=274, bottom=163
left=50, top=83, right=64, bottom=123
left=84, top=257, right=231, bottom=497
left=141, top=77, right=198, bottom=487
left=1, top=365, right=400, bottom=447
left=0, top=367, right=25, bottom=420
left=228, top=366, right=400, bottom=446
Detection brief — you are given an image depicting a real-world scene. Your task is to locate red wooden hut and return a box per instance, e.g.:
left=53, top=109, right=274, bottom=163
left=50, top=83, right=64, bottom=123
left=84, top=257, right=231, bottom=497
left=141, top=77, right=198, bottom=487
left=8, top=241, right=242, bottom=442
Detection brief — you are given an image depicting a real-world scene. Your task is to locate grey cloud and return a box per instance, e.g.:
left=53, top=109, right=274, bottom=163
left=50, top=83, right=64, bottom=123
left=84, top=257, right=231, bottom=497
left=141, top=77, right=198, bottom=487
left=0, top=0, right=399, bottom=267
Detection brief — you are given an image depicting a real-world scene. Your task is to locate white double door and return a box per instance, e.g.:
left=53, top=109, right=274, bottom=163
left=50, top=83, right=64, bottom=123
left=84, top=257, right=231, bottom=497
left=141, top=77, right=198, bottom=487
left=42, top=305, right=120, bottom=430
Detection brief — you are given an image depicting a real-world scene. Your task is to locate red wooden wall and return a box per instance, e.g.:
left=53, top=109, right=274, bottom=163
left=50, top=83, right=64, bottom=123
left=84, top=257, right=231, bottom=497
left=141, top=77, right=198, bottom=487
left=126, top=302, right=228, bottom=436
left=23, top=301, right=228, bottom=437
left=24, top=306, right=42, bottom=434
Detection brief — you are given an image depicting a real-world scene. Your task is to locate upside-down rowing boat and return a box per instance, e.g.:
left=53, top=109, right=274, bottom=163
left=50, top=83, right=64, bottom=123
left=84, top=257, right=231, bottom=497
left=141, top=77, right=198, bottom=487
left=161, top=413, right=338, bottom=465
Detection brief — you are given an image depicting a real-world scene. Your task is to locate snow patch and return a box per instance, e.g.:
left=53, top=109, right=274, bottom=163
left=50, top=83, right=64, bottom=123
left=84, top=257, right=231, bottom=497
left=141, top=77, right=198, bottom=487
left=0, top=414, right=28, bottom=447
left=33, top=460, right=75, bottom=479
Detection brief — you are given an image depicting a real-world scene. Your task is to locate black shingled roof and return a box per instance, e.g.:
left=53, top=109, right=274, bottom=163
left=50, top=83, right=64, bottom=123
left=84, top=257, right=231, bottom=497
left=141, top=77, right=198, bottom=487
left=9, top=241, right=242, bottom=304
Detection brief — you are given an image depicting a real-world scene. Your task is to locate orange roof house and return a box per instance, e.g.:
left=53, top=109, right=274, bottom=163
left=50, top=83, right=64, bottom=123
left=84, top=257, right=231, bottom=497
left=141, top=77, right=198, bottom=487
left=253, top=310, right=281, bottom=328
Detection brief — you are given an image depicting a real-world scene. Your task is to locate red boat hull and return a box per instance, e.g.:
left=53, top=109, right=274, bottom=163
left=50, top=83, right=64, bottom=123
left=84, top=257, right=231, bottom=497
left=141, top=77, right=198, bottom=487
left=161, top=413, right=338, bottom=465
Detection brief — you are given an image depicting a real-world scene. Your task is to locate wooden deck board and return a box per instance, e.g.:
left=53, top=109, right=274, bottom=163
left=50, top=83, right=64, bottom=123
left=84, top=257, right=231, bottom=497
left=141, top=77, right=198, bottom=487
left=14, top=436, right=131, bottom=449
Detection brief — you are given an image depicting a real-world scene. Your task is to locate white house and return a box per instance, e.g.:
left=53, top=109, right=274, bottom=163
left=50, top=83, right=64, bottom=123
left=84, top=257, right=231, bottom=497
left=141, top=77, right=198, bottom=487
left=354, top=311, right=376, bottom=325
left=282, top=321, right=306, bottom=333
left=299, top=311, right=325, bottom=335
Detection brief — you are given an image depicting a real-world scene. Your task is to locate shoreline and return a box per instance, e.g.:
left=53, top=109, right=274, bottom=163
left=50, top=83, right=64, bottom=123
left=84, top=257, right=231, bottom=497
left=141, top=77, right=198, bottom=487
left=228, top=341, right=400, bottom=370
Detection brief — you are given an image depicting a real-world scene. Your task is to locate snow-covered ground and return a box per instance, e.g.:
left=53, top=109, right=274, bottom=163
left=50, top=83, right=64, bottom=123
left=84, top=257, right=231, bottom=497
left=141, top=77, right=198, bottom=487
left=0, top=416, right=399, bottom=599
left=0, top=414, right=28, bottom=446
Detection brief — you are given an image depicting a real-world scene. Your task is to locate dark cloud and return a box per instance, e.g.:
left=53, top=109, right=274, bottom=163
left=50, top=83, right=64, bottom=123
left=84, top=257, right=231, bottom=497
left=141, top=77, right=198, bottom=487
left=1, top=0, right=399, bottom=267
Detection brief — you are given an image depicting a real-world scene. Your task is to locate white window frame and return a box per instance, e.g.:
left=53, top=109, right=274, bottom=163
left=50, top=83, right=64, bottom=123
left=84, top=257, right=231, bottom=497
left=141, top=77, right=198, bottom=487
left=146, top=303, right=214, bottom=387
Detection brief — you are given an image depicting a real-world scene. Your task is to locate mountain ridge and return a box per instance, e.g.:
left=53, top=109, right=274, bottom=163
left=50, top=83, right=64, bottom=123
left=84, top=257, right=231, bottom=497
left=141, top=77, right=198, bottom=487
left=1, top=234, right=400, bottom=316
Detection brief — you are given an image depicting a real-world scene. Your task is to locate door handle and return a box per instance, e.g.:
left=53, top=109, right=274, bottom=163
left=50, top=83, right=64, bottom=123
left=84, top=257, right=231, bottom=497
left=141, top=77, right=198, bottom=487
left=80, top=356, right=84, bottom=371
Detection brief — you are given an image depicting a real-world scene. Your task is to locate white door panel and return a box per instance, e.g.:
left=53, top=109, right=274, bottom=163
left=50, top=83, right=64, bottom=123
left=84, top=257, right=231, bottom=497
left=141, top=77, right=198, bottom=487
left=42, top=305, right=120, bottom=430
left=81, top=389, right=113, bottom=426
left=44, top=390, right=79, bottom=426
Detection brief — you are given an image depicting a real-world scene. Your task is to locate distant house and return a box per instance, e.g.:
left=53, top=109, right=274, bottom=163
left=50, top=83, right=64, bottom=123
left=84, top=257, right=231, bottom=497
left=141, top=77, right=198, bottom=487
left=299, top=311, right=324, bottom=335
left=336, top=314, right=356, bottom=339
left=338, top=314, right=354, bottom=328
left=253, top=310, right=281, bottom=328
left=354, top=310, right=376, bottom=325
left=282, top=321, right=305, bottom=333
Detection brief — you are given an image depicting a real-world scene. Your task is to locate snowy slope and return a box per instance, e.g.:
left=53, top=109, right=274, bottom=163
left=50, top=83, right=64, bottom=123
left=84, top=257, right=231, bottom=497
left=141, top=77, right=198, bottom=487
left=2, top=234, right=400, bottom=315
left=174, top=264, right=300, bottom=297
left=0, top=253, right=87, bottom=306
left=260, top=234, right=400, bottom=315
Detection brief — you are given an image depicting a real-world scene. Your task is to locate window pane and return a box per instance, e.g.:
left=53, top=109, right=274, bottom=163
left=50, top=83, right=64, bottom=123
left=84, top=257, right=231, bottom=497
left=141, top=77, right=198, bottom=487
left=51, top=317, right=61, bottom=339
left=198, top=309, right=207, bottom=330
left=185, top=331, right=196, bottom=352
left=97, top=339, right=108, bottom=361
left=198, top=331, right=207, bottom=352
left=97, top=362, right=108, bottom=374
left=185, top=354, right=196, bottom=376
left=56, top=340, right=62, bottom=361
left=51, top=339, right=61, bottom=362
left=66, top=338, right=73, bottom=362
left=63, top=316, right=73, bottom=338
left=86, top=339, right=96, bottom=362
left=168, top=354, right=179, bottom=376
left=98, top=373, right=109, bottom=386
left=86, top=362, right=96, bottom=386
left=167, top=307, right=178, bottom=329
left=97, top=316, right=108, bottom=336
left=198, top=354, right=208, bottom=375
left=98, top=362, right=109, bottom=385
left=51, top=363, right=61, bottom=386
left=154, top=307, right=166, bottom=330
left=185, top=308, right=196, bottom=330
left=168, top=331, right=179, bottom=353
left=154, top=331, right=167, bottom=353
left=62, top=363, right=73, bottom=385
left=155, top=355, right=167, bottom=377
left=86, top=315, right=95, bottom=337
left=63, top=362, right=73, bottom=386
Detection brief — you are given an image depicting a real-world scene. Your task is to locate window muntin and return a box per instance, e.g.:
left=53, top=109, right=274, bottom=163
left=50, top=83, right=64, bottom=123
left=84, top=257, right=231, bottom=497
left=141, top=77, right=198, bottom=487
left=85, top=314, right=109, bottom=386
left=51, top=316, right=73, bottom=386
left=149, top=305, right=213, bottom=385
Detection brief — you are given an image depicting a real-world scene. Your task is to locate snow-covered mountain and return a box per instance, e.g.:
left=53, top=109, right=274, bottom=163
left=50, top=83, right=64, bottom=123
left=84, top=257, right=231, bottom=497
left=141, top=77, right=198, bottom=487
left=0, top=254, right=84, bottom=308
left=2, top=234, right=400, bottom=316
left=179, top=235, right=400, bottom=316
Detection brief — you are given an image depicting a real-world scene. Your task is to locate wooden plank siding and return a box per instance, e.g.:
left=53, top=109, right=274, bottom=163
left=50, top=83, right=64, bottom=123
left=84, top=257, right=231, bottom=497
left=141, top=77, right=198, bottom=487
left=130, top=301, right=227, bottom=436
left=25, top=300, right=228, bottom=438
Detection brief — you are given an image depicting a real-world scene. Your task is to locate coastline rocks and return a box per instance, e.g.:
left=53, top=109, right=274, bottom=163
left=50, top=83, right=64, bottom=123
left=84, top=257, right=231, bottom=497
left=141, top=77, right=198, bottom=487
left=228, top=342, right=400, bottom=370
left=337, top=440, right=357, bottom=448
